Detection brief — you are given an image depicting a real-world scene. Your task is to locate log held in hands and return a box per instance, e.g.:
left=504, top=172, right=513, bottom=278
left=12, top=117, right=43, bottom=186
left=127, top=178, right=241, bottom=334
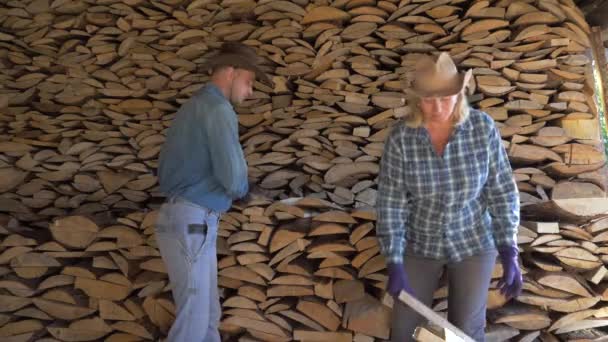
left=397, top=290, right=476, bottom=342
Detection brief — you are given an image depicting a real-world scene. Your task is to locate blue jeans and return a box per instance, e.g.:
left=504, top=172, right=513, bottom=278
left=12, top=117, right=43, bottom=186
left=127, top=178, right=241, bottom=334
left=155, top=197, right=221, bottom=342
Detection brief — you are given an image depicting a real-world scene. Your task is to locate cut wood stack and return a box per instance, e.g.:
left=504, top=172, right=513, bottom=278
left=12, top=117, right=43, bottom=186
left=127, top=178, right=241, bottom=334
left=0, top=0, right=607, bottom=341
left=3, top=199, right=608, bottom=341
left=487, top=214, right=608, bottom=341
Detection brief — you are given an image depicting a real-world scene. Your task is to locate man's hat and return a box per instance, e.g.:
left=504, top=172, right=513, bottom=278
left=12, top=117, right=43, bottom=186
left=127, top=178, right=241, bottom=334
left=203, top=42, right=272, bottom=86
left=411, top=52, right=472, bottom=97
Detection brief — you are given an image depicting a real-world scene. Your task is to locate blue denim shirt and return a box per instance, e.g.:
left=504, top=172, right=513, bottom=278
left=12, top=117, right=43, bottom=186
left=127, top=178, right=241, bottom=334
left=158, top=84, right=249, bottom=213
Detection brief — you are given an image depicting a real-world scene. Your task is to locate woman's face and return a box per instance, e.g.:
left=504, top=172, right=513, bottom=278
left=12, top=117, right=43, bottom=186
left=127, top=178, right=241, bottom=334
left=419, top=94, right=458, bottom=123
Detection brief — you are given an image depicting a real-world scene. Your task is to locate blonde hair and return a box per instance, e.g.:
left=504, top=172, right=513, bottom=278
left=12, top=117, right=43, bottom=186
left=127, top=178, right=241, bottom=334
left=403, top=92, right=471, bottom=128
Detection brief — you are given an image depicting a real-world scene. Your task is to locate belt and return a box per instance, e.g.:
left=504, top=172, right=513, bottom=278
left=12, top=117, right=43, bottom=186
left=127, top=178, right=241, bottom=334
left=166, top=196, right=220, bottom=217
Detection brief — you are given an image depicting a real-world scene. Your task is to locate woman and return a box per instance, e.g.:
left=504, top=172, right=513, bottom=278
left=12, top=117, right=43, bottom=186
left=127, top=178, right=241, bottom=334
left=376, top=52, right=522, bottom=342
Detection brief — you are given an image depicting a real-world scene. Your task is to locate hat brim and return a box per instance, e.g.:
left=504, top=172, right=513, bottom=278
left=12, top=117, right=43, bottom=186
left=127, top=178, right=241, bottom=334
left=411, top=69, right=472, bottom=98
left=203, top=53, right=273, bottom=87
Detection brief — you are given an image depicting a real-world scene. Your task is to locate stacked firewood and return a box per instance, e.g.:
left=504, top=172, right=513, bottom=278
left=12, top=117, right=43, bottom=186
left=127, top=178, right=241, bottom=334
left=1, top=0, right=608, bottom=341
left=2, top=199, right=608, bottom=341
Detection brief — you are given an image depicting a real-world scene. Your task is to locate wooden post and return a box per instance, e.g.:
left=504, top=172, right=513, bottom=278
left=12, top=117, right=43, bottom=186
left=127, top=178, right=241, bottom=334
left=590, top=26, right=608, bottom=134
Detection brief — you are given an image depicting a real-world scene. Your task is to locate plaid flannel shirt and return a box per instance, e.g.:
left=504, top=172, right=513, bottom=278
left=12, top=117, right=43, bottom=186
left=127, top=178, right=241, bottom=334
left=376, top=109, right=520, bottom=264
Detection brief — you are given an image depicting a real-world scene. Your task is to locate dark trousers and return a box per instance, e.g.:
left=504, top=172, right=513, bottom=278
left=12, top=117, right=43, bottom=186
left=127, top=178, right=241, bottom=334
left=391, top=250, right=498, bottom=342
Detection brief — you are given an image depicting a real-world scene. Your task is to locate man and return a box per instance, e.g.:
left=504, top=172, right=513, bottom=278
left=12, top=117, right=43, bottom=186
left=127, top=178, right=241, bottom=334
left=156, top=42, right=271, bottom=341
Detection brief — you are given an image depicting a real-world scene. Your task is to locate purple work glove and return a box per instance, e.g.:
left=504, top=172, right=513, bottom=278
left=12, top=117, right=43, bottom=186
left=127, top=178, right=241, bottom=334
left=387, top=263, right=414, bottom=297
left=497, top=245, right=523, bottom=299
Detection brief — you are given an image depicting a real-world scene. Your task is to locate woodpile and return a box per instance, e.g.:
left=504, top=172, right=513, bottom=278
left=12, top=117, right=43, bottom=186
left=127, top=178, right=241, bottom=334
left=3, top=200, right=608, bottom=341
left=0, top=0, right=607, bottom=341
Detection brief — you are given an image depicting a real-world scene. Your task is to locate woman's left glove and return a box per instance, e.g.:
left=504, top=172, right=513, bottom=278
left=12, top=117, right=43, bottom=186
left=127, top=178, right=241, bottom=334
left=497, top=244, right=523, bottom=299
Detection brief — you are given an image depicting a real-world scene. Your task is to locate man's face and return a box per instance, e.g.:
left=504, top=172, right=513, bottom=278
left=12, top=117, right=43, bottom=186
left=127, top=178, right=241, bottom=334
left=229, top=69, right=255, bottom=105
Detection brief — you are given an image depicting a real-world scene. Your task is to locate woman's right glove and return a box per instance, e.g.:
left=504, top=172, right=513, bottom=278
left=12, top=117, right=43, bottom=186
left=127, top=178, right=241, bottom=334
left=497, top=245, right=523, bottom=299
left=387, top=263, right=414, bottom=296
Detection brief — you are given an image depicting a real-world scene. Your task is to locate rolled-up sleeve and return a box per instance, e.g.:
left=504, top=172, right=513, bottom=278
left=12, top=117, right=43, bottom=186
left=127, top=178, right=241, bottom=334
left=376, top=127, right=409, bottom=264
left=483, top=122, right=520, bottom=248
left=205, top=103, right=249, bottom=199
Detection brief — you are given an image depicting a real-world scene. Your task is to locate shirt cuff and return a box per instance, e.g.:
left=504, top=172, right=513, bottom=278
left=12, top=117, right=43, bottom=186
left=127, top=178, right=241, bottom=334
left=385, top=253, right=404, bottom=265
left=380, top=242, right=405, bottom=265
left=493, top=227, right=517, bottom=249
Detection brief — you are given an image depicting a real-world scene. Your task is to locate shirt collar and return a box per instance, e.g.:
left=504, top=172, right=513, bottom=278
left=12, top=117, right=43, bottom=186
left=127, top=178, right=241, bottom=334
left=205, top=83, right=225, bottom=99
left=203, top=83, right=235, bottom=110
left=456, top=111, right=474, bottom=132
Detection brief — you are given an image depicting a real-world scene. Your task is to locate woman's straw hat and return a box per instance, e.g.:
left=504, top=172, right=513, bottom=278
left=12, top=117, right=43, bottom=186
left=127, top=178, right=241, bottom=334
left=412, top=52, right=472, bottom=97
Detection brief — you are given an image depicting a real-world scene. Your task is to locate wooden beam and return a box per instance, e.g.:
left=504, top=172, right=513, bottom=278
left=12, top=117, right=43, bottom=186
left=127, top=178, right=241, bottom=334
left=579, top=0, right=608, bottom=28
left=590, top=27, right=608, bottom=133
